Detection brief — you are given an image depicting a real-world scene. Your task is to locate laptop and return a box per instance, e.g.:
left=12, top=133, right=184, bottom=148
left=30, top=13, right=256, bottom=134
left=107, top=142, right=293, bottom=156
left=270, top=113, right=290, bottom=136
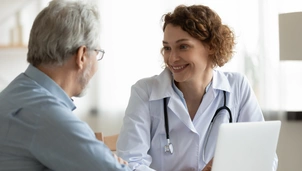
left=211, top=121, right=281, bottom=171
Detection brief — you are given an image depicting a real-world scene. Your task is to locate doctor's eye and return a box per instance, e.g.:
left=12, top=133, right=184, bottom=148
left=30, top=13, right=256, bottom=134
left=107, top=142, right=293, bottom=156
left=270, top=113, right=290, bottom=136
left=163, top=46, right=171, bottom=51
left=180, top=44, right=189, bottom=50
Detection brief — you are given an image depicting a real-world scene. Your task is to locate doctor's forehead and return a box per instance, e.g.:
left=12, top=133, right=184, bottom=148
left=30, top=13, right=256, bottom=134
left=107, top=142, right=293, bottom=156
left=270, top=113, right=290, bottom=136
left=163, top=25, right=193, bottom=44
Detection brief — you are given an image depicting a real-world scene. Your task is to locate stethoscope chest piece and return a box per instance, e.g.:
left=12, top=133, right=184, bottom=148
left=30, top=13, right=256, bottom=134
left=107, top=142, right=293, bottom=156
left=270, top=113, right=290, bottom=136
left=164, top=139, right=173, bottom=154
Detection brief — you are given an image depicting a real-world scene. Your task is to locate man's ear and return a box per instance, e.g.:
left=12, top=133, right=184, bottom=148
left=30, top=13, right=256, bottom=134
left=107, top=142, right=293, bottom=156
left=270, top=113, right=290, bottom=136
left=75, top=46, right=88, bottom=70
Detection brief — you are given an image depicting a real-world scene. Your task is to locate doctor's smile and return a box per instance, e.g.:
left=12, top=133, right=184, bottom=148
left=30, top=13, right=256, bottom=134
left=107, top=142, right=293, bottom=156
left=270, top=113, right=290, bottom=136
left=169, top=64, right=188, bottom=73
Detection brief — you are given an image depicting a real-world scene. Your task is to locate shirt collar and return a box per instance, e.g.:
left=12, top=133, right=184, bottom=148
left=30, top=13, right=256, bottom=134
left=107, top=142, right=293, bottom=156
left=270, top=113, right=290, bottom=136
left=24, top=64, right=76, bottom=111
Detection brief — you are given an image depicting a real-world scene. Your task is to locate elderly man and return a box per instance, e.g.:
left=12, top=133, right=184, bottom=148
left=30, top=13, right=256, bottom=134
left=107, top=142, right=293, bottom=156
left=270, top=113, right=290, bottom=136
left=0, top=0, right=130, bottom=170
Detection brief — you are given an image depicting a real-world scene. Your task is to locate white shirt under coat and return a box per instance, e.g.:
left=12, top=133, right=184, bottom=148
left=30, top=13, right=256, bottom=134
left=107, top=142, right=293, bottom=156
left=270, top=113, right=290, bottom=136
left=117, top=68, right=278, bottom=171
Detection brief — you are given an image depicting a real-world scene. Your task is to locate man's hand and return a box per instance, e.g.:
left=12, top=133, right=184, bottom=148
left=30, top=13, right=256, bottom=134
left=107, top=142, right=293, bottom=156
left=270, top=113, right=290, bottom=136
left=113, top=153, right=128, bottom=165
left=202, top=158, right=213, bottom=171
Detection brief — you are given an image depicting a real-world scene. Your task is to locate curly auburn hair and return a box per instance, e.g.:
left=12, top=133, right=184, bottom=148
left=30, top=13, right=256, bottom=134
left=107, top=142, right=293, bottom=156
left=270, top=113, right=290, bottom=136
left=162, top=4, right=235, bottom=67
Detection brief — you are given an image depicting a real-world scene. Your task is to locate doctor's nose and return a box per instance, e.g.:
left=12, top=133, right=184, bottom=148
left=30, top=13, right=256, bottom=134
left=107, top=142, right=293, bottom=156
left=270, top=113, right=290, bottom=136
left=167, top=49, right=181, bottom=63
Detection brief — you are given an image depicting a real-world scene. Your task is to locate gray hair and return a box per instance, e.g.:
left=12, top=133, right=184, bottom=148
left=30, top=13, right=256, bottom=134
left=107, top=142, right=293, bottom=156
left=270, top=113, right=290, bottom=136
left=27, top=0, right=101, bottom=66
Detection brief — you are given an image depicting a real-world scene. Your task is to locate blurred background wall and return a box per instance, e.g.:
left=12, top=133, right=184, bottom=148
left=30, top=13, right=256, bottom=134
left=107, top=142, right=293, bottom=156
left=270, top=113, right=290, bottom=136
left=0, top=0, right=301, bottom=170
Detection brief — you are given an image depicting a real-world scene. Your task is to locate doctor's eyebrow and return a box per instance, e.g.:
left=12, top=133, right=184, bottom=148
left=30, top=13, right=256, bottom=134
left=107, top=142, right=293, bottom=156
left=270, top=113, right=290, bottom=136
left=162, top=39, right=190, bottom=45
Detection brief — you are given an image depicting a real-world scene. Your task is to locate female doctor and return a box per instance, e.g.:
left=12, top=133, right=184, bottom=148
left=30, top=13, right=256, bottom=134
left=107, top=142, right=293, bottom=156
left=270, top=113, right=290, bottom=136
left=117, top=4, right=278, bottom=171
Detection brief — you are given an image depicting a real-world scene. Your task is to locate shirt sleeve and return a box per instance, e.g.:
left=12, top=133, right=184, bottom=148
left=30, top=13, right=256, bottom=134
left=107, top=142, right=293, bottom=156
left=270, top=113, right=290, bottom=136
left=29, top=104, right=131, bottom=171
left=116, top=81, right=155, bottom=171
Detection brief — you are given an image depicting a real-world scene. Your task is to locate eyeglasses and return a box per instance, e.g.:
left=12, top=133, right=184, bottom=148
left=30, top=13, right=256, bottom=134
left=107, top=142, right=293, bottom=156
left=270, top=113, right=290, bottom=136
left=94, top=49, right=105, bottom=61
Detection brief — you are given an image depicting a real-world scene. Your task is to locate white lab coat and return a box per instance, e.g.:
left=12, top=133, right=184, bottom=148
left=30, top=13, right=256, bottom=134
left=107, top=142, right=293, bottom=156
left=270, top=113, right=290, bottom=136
left=117, top=68, right=278, bottom=171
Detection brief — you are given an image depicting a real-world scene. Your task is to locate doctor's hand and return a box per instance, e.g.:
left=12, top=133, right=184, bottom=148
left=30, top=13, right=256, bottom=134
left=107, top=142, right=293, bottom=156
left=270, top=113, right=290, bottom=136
left=113, top=153, right=128, bottom=165
left=202, top=158, right=213, bottom=171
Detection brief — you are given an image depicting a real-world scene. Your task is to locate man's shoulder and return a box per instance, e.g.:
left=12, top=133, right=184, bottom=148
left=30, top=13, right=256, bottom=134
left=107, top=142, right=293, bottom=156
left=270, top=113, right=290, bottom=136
left=1, top=74, right=70, bottom=116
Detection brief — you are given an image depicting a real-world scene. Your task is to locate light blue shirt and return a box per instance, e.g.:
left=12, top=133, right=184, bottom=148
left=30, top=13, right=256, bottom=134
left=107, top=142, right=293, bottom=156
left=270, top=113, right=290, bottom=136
left=0, top=65, right=131, bottom=171
left=117, top=68, right=278, bottom=171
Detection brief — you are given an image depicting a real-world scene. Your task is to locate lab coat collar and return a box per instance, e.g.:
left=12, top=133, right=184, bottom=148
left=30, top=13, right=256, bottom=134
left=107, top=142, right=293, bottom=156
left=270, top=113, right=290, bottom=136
left=149, top=68, right=174, bottom=101
left=149, top=68, right=232, bottom=101
left=212, top=69, right=231, bottom=93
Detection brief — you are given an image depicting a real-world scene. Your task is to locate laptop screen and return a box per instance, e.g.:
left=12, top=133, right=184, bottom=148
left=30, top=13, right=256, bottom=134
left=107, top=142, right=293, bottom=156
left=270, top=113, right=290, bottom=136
left=211, top=121, right=281, bottom=171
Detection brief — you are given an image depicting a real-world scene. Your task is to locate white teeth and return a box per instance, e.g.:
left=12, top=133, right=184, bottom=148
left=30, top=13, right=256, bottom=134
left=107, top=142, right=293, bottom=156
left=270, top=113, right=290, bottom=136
left=172, top=65, right=184, bottom=70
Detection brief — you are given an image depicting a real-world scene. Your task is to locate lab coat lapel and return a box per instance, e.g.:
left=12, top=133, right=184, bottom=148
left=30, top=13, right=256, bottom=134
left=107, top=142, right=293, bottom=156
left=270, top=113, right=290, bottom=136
left=197, top=87, right=216, bottom=116
left=193, top=85, right=217, bottom=128
left=149, top=68, right=197, bottom=133
left=168, top=94, right=197, bottom=133
left=149, top=68, right=174, bottom=100
left=194, top=70, right=232, bottom=127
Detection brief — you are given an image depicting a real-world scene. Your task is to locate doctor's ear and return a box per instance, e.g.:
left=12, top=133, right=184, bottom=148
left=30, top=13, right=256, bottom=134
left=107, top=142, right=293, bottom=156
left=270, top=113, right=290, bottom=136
left=75, top=46, right=88, bottom=70
left=207, top=45, right=215, bottom=55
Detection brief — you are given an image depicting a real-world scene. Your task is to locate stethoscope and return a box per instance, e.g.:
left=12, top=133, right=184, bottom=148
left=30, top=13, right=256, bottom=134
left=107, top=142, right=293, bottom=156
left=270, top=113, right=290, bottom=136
left=163, top=91, right=233, bottom=155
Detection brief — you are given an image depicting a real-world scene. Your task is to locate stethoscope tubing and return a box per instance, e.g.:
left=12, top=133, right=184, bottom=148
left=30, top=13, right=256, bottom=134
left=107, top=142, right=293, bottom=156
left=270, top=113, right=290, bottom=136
left=163, top=98, right=173, bottom=154
left=164, top=98, right=170, bottom=140
left=163, top=91, right=232, bottom=158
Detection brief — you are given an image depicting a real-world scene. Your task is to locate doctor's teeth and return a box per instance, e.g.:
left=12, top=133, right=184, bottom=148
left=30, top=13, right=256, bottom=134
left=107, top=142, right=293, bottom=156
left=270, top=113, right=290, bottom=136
left=172, top=66, right=184, bottom=70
